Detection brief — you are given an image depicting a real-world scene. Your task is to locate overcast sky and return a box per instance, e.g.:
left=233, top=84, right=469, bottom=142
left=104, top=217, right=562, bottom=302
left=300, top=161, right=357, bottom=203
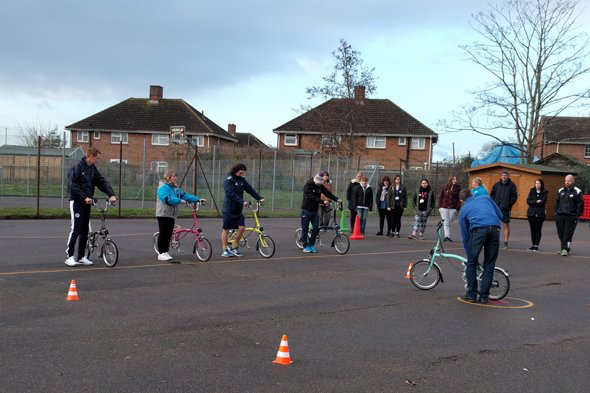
left=1, top=0, right=590, bottom=160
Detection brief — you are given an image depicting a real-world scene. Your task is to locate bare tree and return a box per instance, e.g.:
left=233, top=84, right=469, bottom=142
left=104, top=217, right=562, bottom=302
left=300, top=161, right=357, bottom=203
left=17, top=119, right=64, bottom=148
left=301, top=39, right=377, bottom=159
left=441, top=0, right=590, bottom=163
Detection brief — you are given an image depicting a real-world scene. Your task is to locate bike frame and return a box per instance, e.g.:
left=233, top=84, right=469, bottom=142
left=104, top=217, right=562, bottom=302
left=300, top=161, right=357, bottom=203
left=315, top=201, right=345, bottom=247
left=89, top=199, right=113, bottom=245
left=172, top=201, right=206, bottom=246
left=237, top=201, right=269, bottom=246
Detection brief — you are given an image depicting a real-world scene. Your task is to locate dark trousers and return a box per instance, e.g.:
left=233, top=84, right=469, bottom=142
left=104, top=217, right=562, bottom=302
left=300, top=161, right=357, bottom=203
left=527, top=216, right=545, bottom=246
left=301, top=209, right=320, bottom=247
left=320, top=205, right=332, bottom=227
left=391, top=207, right=404, bottom=234
left=555, top=214, right=578, bottom=251
left=157, top=216, right=175, bottom=254
left=66, top=200, right=92, bottom=260
left=349, top=209, right=358, bottom=232
left=465, top=226, right=500, bottom=300
left=378, top=208, right=392, bottom=234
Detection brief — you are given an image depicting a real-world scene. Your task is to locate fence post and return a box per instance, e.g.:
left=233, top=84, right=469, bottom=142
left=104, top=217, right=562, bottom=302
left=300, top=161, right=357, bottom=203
left=335, top=158, right=339, bottom=200
left=61, top=132, right=65, bottom=209
left=27, top=152, right=30, bottom=196
left=290, top=157, right=295, bottom=209
left=258, top=148, right=262, bottom=192
left=142, top=137, right=146, bottom=208
left=212, top=145, right=216, bottom=211
left=118, top=141, right=122, bottom=218
left=271, top=149, right=277, bottom=211
left=36, top=136, right=41, bottom=218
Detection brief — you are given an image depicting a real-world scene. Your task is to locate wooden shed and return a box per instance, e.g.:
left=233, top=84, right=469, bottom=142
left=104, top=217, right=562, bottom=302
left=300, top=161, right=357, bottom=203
left=465, top=163, right=577, bottom=220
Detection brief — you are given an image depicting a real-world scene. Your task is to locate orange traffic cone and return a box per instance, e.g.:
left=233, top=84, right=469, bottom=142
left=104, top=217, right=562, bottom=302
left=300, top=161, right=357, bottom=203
left=349, top=215, right=364, bottom=240
left=405, top=263, right=413, bottom=279
left=66, top=280, right=79, bottom=301
left=273, top=334, right=293, bottom=365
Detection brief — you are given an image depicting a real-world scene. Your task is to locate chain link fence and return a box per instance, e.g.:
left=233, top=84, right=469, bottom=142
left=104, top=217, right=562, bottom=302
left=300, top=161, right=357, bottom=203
left=0, top=144, right=471, bottom=214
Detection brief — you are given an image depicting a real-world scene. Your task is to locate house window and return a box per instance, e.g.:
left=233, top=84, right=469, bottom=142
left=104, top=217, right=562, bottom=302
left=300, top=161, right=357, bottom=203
left=585, top=145, right=590, bottom=158
left=321, top=135, right=341, bottom=147
left=110, top=159, right=128, bottom=164
left=411, top=137, right=425, bottom=150
left=151, top=133, right=170, bottom=146
left=398, top=137, right=407, bottom=146
left=93, top=131, right=100, bottom=140
left=111, top=132, right=128, bottom=144
left=152, top=161, right=168, bottom=174
left=77, top=131, right=89, bottom=143
left=284, top=134, right=298, bottom=146
left=190, top=135, right=205, bottom=147
left=366, top=136, right=386, bottom=149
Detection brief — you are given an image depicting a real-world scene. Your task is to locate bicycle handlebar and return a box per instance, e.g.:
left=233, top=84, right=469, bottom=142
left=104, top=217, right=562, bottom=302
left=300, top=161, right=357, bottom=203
left=92, top=198, right=115, bottom=213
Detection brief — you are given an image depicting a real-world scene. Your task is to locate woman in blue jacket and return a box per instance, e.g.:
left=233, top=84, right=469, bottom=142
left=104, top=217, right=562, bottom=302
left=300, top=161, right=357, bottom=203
left=156, top=171, right=204, bottom=261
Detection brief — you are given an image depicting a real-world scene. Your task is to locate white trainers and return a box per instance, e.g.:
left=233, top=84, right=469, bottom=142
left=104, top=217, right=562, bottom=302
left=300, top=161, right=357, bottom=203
left=78, top=256, right=94, bottom=266
left=64, top=256, right=81, bottom=267
left=158, top=253, right=173, bottom=261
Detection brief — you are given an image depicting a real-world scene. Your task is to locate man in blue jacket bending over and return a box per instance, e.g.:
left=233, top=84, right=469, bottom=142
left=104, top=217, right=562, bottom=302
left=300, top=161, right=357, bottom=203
left=221, top=163, right=264, bottom=257
left=458, top=188, right=503, bottom=304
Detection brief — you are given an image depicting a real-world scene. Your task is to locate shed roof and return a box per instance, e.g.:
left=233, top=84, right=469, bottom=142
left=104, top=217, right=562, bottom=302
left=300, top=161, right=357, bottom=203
left=465, top=162, right=576, bottom=175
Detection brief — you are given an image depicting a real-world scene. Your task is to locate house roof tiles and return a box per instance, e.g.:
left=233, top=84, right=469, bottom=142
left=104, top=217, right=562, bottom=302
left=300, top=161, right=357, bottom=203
left=541, top=116, right=590, bottom=143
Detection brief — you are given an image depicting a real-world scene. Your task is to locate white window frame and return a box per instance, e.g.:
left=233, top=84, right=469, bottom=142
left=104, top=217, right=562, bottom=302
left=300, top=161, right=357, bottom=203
left=585, top=144, right=590, bottom=158
left=398, top=136, right=407, bottom=146
left=110, top=159, right=128, bottom=164
left=111, top=132, right=128, bottom=144
left=284, top=134, right=298, bottom=146
left=366, top=136, right=386, bottom=149
left=77, top=131, right=89, bottom=143
left=151, top=133, right=170, bottom=146
left=321, top=134, right=341, bottom=147
left=411, top=137, right=425, bottom=150
left=93, top=131, right=100, bottom=140
left=152, top=161, right=168, bottom=173
left=191, top=135, right=205, bottom=147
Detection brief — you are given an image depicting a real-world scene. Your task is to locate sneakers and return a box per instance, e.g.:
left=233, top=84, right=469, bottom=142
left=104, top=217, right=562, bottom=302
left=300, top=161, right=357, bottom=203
left=396, top=232, right=400, bottom=238
left=303, top=246, right=312, bottom=253
left=418, top=233, right=425, bottom=240
left=158, top=252, right=173, bottom=261
left=228, top=247, right=243, bottom=257
left=560, top=249, right=568, bottom=256
left=528, top=246, right=539, bottom=251
left=479, top=297, right=489, bottom=304
left=376, top=232, right=383, bottom=236
left=503, top=241, right=509, bottom=249
left=407, top=233, right=416, bottom=239
left=461, top=295, right=477, bottom=303
left=221, top=249, right=234, bottom=257
left=444, top=237, right=453, bottom=242
left=78, top=256, right=94, bottom=266
left=310, top=246, right=318, bottom=253
left=64, top=256, right=82, bottom=267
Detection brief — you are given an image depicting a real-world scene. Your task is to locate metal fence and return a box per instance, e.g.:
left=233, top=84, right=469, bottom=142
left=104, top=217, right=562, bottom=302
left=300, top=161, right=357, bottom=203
left=0, top=144, right=471, bottom=213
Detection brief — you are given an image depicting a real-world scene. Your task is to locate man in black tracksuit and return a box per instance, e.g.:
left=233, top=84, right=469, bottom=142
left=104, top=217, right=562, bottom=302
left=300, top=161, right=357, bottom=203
left=300, top=172, right=339, bottom=253
left=554, top=175, right=584, bottom=256
left=490, top=170, right=518, bottom=248
left=65, top=147, right=116, bottom=266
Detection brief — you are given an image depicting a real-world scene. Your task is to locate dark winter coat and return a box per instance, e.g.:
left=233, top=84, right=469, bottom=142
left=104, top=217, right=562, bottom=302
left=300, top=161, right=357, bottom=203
left=413, top=186, right=435, bottom=215
left=301, top=179, right=338, bottom=212
left=526, top=188, right=548, bottom=218
left=387, top=185, right=407, bottom=209
left=490, top=179, right=518, bottom=211
left=223, top=173, right=262, bottom=215
left=346, top=180, right=361, bottom=210
left=554, top=186, right=584, bottom=217
left=438, top=184, right=461, bottom=210
left=67, top=157, right=115, bottom=202
left=352, top=185, right=373, bottom=211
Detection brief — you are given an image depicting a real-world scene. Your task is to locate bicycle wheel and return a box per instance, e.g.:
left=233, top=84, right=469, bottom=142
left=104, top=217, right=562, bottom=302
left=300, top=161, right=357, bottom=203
left=488, top=268, right=510, bottom=300
left=152, top=232, right=160, bottom=255
left=410, top=259, right=441, bottom=290
left=194, top=237, right=212, bottom=262
left=102, top=240, right=119, bottom=267
left=294, top=228, right=304, bottom=249
left=257, top=235, right=275, bottom=258
left=333, top=233, right=350, bottom=254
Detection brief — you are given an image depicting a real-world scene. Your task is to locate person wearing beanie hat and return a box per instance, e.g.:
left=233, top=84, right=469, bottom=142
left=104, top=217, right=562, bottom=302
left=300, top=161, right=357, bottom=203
left=300, top=172, right=340, bottom=253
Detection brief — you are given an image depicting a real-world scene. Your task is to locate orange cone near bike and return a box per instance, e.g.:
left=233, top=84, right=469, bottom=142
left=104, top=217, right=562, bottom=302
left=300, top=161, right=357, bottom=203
left=349, top=215, right=364, bottom=240
left=405, top=263, right=413, bottom=279
left=273, top=334, right=293, bottom=365
left=66, top=280, right=79, bottom=301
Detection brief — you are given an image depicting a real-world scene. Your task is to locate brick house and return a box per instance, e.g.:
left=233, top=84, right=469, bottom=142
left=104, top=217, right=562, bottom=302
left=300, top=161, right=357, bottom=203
left=273, top=86, right=438, bottom=170
left=534, top=116, right=590, bottom=165
left=66, top=86, right=237, bottom=170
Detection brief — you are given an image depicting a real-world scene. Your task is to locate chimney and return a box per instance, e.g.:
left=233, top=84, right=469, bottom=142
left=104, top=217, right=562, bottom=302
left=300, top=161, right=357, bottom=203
left=354, top=85, right=366, bottom=104
left=228, top=123, right=237, bottom=135
left=149, top=85, right=163, bottom=102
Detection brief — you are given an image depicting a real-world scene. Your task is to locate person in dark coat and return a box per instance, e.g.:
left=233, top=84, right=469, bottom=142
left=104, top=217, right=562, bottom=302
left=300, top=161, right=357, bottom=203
left=408, top=178, right=435, bottom=240
left=387, top=175, right=407, bottom=237
left=554, top=174, right=584, bottom=256
left=526, top=178, right=547, bottom=251
left=375, top=176, right=392, bottom=236
left=352, top=176, right=373, bottom=234
left=300, top=172, right=339, bottom=253
left=490, top=170, right=518, bottom=249
left=346, top=172, right=363, bottom=232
